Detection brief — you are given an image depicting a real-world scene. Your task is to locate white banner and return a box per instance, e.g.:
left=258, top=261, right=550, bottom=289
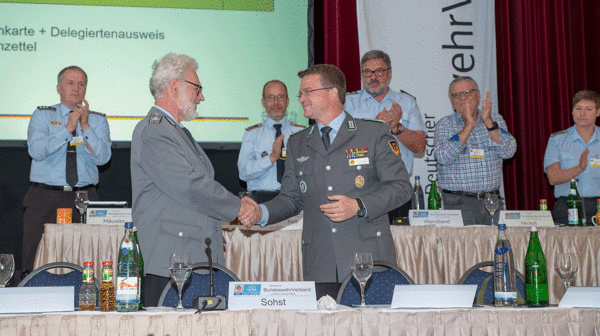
left=356, top=0, right=498, bottom=195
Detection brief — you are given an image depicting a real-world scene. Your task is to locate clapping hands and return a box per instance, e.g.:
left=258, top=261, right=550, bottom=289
left=238, top=197, right=263, bottom=228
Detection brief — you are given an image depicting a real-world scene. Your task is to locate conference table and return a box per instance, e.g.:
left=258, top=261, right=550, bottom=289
left=33, top=215, right=600, bottom=305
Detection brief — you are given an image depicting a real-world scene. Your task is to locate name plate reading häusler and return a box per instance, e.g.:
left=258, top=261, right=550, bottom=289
left=86, top=208, right=132, bottom=225
left=228, top=281, right=317, bottom=310
left=499, top=211, right=554, bottom=227
left=409, top=210, right=464, bottom=226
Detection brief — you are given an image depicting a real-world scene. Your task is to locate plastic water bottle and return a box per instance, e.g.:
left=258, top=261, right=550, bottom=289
left=493, top=224, right=517, bottom=307
left=411, top=176, right=425, bottom=210
left=78, top=261, right=97, bottom=310
left=116, top=222, right=139, bottom=312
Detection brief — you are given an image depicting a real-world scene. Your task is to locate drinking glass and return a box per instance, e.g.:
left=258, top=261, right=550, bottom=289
left=75, top=191, right=89, bottom=223
left=484, top=193, right=500, bottom=225
left=0, top=254, right=15, bottom=287
left=169, top=252, right=192, bottom=310
left=554, top=252, right=578, bottom=291
left=352, top=253, right=373, bottom=307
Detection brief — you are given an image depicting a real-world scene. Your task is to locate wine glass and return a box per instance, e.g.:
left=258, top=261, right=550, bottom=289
left=0, top=254, right=15, bottom=287
left=484, top=193, right=500, bottom=225
left=169, top=252, right=192, bottom=310
left=74, top=191, right=89, bottom=223
left=554, top=252, right=578, bottom=291
left=352, top=253, right=373, bottom=307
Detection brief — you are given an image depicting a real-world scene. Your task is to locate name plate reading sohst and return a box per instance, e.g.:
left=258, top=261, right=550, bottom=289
left=86, top=208, right=132, bottom=225
left=409, top=210, right=464, bottom=227
left=499, top=211, right=554, bottom=227
left=228, top=281, right=317, bottom=310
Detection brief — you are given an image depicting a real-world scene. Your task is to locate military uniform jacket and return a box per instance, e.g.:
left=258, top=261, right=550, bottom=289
left=264, top=112, right=412, bottom=282
left=131, top=107, right=241, bottom=278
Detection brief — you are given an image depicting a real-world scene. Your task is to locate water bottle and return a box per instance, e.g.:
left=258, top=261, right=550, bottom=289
left=78, top=261, right=97, bottom=311
left=428, top=177, right=442, bottom=210
left=525, top=226, right=549, bottom=306
left=116, top=222, right=139, bottom=312
left=411, top=176, right=425, bottom=210
left=493, top=224, right=517, bottom=307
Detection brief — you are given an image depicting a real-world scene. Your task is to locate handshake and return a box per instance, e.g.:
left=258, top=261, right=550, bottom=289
left=236, top=197, right=263, bottom=228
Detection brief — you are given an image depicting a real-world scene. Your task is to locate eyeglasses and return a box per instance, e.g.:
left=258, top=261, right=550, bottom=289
left=450, top=89, right=478, bottom=99
left=296, top=87, right=333, bottom=99
left=361, top=68, right=389, bottom=78
left=265, top=94, right=288, bottom=102
left=183, top=80, right=203, bottom=96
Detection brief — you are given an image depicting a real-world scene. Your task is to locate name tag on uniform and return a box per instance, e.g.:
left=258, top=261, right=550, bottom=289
left=70, top=136, right=84, bottom=146
left=349, top=157, right=369, bottom=166
left=591, top=159, right=600, bottom=167
left=470, top=148, right=484, bottom=158
left=282, top=148, right=287, bottom=158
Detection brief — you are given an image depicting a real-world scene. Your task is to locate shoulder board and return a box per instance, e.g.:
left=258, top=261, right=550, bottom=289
left=290, top=122, right=306, bottom=129
left=399, top=90, right=415, bottom=99
left=90, top=111, right=106, bottom=117
left=360, top=118, right=386, bottom=124
left=245, top=123, right=262, bottom=131
left=550, top=130, right=568, bottom=137
left=346, top=90, right=360, bottom=96
left=37, top=106, right=56, bottom=111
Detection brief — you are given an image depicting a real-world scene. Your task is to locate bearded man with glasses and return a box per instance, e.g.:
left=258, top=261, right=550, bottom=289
left=433, top=76, right=516, bottom=225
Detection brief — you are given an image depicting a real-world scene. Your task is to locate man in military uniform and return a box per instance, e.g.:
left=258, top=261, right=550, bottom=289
left=23, top=65, right=112, bottom=273
left=131, top=53, right=259, bottom=306
left=243, top=64, right=412, bottom=299
left=237, top=80, right=305, bottom=203
left=345, top=50, right=426, bottom=221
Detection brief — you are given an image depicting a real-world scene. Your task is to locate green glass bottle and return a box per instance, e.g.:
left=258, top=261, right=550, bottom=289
left=132, top=226, right=145, bottom=309
left=428, top=178, right=442, bottom=210
left=524, top=227, right=549, bottom=307
left=567, top=179, right=583, bottom=226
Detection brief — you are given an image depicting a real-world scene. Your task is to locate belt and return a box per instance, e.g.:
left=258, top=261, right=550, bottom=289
left=31, top=182, right=93, bottom=192
left=442, top=189, right=500, bottom=199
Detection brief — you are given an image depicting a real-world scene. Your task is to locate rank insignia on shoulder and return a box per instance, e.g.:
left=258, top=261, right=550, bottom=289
left=261, top=151, right=268, bottom=158
left=290, top=122, right=307, bottom=129
left=90, top=111, right=107, bottom=117
left=389, top=140, right=399, bottom=156
left=37, top=106, right=56, bottom=111
left=50, top=121, right=62, bottom=125
left=400, top=90, right=416, bottom=99
left=346, top=90, right=359, bottom=95
left=149, top=113, right=162, bottom=124
left=550, top=130, right=568, bottom=137
left=245, top=123, right=262, bottom=131
left=361, top=118, right=386, bottom=124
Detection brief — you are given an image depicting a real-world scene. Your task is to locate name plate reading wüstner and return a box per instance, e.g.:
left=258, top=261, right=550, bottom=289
left=228, top=281, right=317, bottom=310
left=499, top=211, right=554, bottom=227
left=409, top=210, right=464, bottom=226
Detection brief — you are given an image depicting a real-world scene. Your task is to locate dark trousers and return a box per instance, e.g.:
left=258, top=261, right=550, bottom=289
left=552, top=197, right=597, bottom=226
left=22, top=184, right=98, bottom=272
left=145, top=273, right=171, bottom=307
left=315, top=282, right=343, bottom=301
left=387, top=200, right=411, bottom=224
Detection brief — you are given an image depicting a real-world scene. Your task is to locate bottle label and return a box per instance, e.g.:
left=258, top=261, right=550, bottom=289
left=116, top=276, right=139, bottom=296
left=83, top=269, right=94, bottom=283
left=495, top=292, right=517, bottom=300
left=494, top=247, right=510, bottom=256
left=102, top=268, right=113, bottom=282
left=121, top=239, right=134, bottom=255
left=568, top=208, right=579, bottom=225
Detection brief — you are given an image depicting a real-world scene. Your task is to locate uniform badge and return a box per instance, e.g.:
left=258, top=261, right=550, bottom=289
left=50, top=121, right=62, bottom=125
left=297, top=156, right=310, bottom=163
left=149, top=113, right=162, bottom=124
left=388, top=140, right=399, bottom=156
left=346, top=147, right=368, bottom=158
left=355, top=175, right=365, bottom=188
left=349, top=158, right=369, bottom=166
left=261, top=151, right=268, bottom=158
left=347, top=120, right=356, bottom=130
left=299, top=180, right=307, bottom=193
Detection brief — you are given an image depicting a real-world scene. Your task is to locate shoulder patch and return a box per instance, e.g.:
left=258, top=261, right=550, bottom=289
left=346, top=90, right=360, bottom=95
left=149, top=113, right=163, bottom=124
left=550, top=130, right=568, bottom=137
left=290, top=122, right=306, bottom=129
left=37, top=106, right=56, bottom=111
left=245, top=123, right=262, bottom=131
left=90, top=111, right=106, bottom=117
left=399, top=90, right=415, bottom=99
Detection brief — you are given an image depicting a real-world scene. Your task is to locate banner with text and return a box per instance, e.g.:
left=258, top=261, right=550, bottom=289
left=356, top=0, right=498, bottom=195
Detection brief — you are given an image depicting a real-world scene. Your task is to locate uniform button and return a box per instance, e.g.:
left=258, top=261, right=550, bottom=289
left=376, top=231, right=382, bottom=237
left=328, top=186, right=333, bottom=191
left=179, top=232, right=184, bottom=237
left=332, top=228, right=337, bottom=233
left=326, top=166, right=331, bottom=170
left=357, top=166, right=362, bottom=170
left=299, top=171, right=303, bottom=176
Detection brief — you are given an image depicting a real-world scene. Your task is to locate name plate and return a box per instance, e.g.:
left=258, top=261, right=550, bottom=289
left=0, top=287, right=74, bottom=314
left=391, top=284, right=477, bottom=308
left=228, top=281, right=317, bottom=310
left=499, top=210, right=554, bottom=227
left=409, top=210, right=464, bottom=226
left=86, top=208, right=132, bottom=225
left=558, top=287, right=600, bottom=308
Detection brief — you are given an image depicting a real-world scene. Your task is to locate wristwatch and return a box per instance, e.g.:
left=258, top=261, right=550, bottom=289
left=487, top=121, right=499, bottom=132
left=356, top=198, right=366, bottom=218
left=392, top=123, right=406, bottom=135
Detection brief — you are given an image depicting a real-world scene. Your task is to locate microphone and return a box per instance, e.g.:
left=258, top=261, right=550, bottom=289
left=193, top=237, right=227, bottom=312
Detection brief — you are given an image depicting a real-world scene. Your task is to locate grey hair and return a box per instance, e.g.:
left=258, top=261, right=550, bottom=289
left=150, top=53, right=198, bottom=99
left=58, top=66, right=87, bottom=85
left=360, top=50, right=391, bottom=70
left=448, top=76, right=479, bottom=96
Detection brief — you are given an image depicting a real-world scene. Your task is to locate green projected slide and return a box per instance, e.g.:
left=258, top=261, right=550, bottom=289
left=0, top=0, right=308, bottom=143
left=0, top=0, right=273, bottom=11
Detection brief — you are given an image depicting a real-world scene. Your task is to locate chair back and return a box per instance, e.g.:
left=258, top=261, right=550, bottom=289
left=336, top=260, right=414, bottom=306
left=18, top=262, right=100, bottom=307
left=158, top=262, right=240, bottom=308
left=458, top=261, right=526, bottom=305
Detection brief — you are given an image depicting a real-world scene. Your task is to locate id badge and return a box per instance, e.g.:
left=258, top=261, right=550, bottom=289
left=470, top=148, right=484, bottom=158
left=590, top=158, right=600, bottom=167
left=282, top=147, right=287, bottom=158
left=70, top=135, right=84, bottom=146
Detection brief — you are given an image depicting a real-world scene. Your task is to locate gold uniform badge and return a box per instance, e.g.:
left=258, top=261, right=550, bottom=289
left=388, top=140, right=399, bottom=156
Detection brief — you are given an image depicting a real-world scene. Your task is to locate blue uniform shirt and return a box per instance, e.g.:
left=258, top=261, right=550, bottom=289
left=27, top=103, right=112, bottom=186
left=344, top=88, right=426, bottom=175
left=238, top=117, right=305, bottom=191
left=544, top=125, right=600, bottom=198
